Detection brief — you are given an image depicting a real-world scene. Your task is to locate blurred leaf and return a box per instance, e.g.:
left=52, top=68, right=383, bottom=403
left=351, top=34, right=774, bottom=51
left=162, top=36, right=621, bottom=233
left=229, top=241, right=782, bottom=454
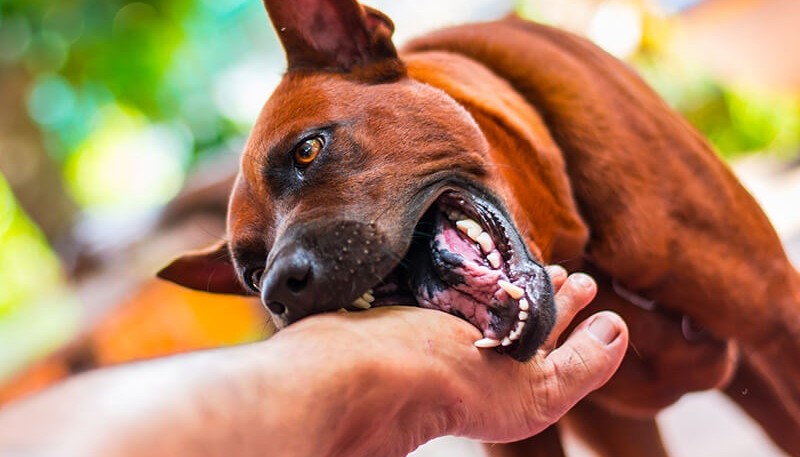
left=0, top=173, right=62, bottom=316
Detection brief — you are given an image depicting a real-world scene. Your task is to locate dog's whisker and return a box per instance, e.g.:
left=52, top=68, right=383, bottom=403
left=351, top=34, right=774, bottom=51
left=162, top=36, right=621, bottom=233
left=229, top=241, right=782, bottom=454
left=259, top=319, right=275, bottom=339
left=629, top=340, right=642, bottom=359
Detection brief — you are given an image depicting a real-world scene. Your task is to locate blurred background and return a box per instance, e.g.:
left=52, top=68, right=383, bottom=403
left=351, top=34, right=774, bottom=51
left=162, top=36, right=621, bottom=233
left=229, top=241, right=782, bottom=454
left=0, top=0, right=798, bottom=455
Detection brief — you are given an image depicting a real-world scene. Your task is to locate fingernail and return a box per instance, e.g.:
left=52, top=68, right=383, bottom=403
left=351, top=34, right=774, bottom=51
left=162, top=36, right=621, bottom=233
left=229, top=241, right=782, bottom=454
left=545, top=265, right=566, bottom=280
left=588, top=315, right=619, bottom=345
left=570, top=273, right=593, bottom=288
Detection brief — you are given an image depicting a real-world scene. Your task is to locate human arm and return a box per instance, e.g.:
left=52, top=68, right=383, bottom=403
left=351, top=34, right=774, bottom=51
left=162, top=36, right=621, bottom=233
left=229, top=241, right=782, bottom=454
left=0, top=269, right=627, bottom=457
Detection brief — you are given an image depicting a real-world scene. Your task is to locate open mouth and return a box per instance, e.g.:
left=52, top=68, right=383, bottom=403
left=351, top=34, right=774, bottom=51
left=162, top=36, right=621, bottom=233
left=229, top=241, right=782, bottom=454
left=344, top=188, right=555, bottom=361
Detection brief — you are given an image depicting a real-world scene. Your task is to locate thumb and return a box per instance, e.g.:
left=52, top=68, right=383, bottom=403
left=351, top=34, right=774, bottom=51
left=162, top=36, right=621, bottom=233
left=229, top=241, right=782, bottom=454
left=537, top=311, right=628, bottom=423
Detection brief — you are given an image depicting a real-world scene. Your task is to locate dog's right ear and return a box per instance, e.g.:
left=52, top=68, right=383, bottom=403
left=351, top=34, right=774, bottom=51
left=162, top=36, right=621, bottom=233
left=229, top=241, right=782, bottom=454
left=157, top=241, right=249, bottom=295
left=262, top=0, right=401, bottom=75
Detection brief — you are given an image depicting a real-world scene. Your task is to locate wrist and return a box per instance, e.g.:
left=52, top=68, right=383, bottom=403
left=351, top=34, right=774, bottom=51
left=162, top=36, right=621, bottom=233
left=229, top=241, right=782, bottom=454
left=266, top=310, right=467, bottom=456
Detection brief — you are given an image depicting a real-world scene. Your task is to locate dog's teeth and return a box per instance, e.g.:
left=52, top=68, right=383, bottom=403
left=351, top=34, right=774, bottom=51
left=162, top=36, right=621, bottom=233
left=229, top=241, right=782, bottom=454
left=456, top=219, right=480, bottom=233
left=474, top=337, right=502, bottom=348
left=352, top=297, right=371, bottom=309
left=501, top=337, right=513, bottom=346
left=363, top=291, right=375, bottom=303
left=518, top=311, right=529, bottom=321
left=508, top=327, right=523, bottom=342
left=498, top=280, right=525, bottom=299
left=338, top=308, right=349, bottom=313
left=519, top=298, right=529, bottom=311
left=456, top=219, right=483, bottom=241
left=487, top=252, right=502, bottom=269
left=469, top=230, right=483, bottom=243
left=477, top=232, right=494, bottom=253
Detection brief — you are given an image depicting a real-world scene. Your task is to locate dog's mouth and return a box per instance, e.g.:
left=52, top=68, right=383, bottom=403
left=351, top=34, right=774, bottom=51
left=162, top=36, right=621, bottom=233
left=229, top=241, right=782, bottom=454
left=346, top=188, right=555, bottom=361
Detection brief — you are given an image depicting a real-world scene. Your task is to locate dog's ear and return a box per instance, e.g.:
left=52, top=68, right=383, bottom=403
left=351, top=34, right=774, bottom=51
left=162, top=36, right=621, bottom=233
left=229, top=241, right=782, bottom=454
left=263, top=0, right=401, bottom=74
left=157, top=241, right=249, bottom=295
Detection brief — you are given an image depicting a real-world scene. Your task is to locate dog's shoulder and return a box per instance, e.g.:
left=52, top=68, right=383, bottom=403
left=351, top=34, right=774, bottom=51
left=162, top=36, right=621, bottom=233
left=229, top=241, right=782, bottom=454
left=402, top=17, right=659, bottom=119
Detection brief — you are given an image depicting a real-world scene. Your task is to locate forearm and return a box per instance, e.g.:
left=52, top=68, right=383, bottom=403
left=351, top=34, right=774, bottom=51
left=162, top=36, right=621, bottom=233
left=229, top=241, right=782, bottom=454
left=0, top=310, right=463, bottom=457
left=0, top=345, right=277, bottom=457
left=0, top=273, right=627, bottom=456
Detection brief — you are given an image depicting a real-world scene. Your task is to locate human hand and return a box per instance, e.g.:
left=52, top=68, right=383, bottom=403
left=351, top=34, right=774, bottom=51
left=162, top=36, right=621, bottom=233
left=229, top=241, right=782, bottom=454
left=0, top=268, right=626, bottom=457
left=273, top=266, right=628, bottom=455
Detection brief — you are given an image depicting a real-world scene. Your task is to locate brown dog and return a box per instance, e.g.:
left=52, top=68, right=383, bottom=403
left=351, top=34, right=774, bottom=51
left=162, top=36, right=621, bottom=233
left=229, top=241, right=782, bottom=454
left=159, top=0, right=800, bottom=455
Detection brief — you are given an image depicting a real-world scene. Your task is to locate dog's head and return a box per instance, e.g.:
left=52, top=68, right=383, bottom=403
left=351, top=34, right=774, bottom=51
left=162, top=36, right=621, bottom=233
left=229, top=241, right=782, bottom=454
left=159, top=0, right=578, bottom=361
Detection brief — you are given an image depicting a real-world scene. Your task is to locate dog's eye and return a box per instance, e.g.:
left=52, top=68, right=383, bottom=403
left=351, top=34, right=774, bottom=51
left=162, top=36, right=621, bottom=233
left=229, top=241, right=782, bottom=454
left=293, top=136, right=323, bottom=167
left=245, top=268, right=265, bottom=292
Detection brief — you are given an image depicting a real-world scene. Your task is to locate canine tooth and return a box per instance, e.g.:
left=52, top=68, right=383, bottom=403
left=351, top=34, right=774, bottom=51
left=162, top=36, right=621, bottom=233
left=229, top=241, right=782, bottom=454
left=352, top=297, right=371, bottom=309
left=338, top=308, right=348, bottom=313
left=456, top=219, right=482, bottom=240
left=501, top=337, right=513, bottom=346
left=498, top=280, right=525, bottom=299
left=487, top=252, right=502, bottom=269
left=477, top=232, right=494, bottom=253
left=363, top=291, right=375, bottom=303
left=518, top=311, right=529, bottom=321
left=519, top=298, right=529, bottom=311
left=474, top=337, right=502, bottom=348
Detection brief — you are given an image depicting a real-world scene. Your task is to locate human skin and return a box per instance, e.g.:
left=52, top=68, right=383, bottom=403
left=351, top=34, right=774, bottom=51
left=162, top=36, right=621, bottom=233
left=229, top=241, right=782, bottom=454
left=0, top=268, right=627, bottom=457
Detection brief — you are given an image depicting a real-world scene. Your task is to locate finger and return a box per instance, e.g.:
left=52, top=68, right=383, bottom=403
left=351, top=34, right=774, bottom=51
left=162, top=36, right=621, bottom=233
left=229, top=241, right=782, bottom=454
left=545, top=265, right=568, bottom=292
left=536, top=311, right=628, bottom=424
left=542, top=273, right=597, bottom=349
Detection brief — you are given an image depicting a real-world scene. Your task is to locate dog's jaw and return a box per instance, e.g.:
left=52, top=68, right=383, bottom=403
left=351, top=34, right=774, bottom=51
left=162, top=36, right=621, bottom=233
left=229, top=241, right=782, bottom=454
left=337, top=186, right=555, bottom=362
left=412, top=190, right=554, bottom=360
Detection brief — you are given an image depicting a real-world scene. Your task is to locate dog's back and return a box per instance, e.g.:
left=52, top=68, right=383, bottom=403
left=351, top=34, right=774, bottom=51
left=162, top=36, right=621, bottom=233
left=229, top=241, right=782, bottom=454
left=406, top=18, right=791, bottom=310
left=404, top=16, right=800, bottom=453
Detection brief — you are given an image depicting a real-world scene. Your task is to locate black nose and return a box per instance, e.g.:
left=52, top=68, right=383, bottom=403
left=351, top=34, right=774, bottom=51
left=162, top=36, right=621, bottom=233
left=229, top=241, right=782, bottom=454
left=260, top=245, right=317, bottom=320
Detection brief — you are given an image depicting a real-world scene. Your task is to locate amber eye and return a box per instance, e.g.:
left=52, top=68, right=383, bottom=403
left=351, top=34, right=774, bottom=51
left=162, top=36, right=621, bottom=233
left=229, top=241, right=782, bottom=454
left=293, top=136, right=323, bottom=167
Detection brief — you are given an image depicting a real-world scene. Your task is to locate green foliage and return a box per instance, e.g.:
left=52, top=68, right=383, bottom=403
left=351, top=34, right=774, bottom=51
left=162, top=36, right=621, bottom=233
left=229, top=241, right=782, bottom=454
left=0, top=173, right=62, bottom=317
left=0, top=0, right=278, bottom=377
left=2, top=0, right=278, bottom=165
left=638, top=57, right=800, bottom=158
left=0, top=172, right=80, bottom=378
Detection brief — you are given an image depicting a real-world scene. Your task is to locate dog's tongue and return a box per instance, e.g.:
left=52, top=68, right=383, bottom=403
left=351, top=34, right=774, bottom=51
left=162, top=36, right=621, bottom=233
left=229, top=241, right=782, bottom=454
left=408, top=213, right=519, bottom=339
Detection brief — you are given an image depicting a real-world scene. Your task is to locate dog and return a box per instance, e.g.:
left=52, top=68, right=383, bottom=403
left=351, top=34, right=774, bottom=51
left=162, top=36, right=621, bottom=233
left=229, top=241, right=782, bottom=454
left=158, top=0, right=800, bottom=455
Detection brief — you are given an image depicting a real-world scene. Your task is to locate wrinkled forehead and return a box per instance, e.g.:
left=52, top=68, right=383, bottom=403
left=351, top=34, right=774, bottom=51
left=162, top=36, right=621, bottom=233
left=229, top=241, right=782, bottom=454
left=247, top=73, right=464, bottom=152
left=253, top=74, right=340, bottom=141
left=237, top=71, right=484, bottom=198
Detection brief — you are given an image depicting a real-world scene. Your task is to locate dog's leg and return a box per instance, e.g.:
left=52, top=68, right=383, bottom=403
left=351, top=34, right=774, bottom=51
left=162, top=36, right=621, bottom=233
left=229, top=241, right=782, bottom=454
left=484, top=424, right=565, bottom=457
left=577, top=269, right=736, bottom=416
left=724, top=351, right=800, bottom=456
left=563, top=401, right=669, bottom=457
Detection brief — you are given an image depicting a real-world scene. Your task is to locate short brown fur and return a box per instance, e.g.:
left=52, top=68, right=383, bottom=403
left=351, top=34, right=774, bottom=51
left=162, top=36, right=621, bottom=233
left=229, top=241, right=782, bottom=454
left=160, top=1, right=800, bottom=454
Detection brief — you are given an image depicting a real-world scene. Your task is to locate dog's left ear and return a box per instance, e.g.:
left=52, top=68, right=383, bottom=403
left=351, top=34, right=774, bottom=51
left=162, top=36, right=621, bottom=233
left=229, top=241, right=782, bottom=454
left=263, top=0, right=401, bottom=74
left=157, top=241, right=249, bottom=295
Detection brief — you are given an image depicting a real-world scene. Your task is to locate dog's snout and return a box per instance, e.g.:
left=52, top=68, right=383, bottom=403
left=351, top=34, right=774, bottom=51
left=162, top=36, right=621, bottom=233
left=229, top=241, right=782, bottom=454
left=258, top=220, right=394, bottom=324
left=260, top=245, right=317, bottom=319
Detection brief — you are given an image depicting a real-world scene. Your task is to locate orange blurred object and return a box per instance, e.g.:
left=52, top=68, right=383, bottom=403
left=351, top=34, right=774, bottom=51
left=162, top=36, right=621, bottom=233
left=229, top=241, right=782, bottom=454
left=0, top=280, right=268, bottom=404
